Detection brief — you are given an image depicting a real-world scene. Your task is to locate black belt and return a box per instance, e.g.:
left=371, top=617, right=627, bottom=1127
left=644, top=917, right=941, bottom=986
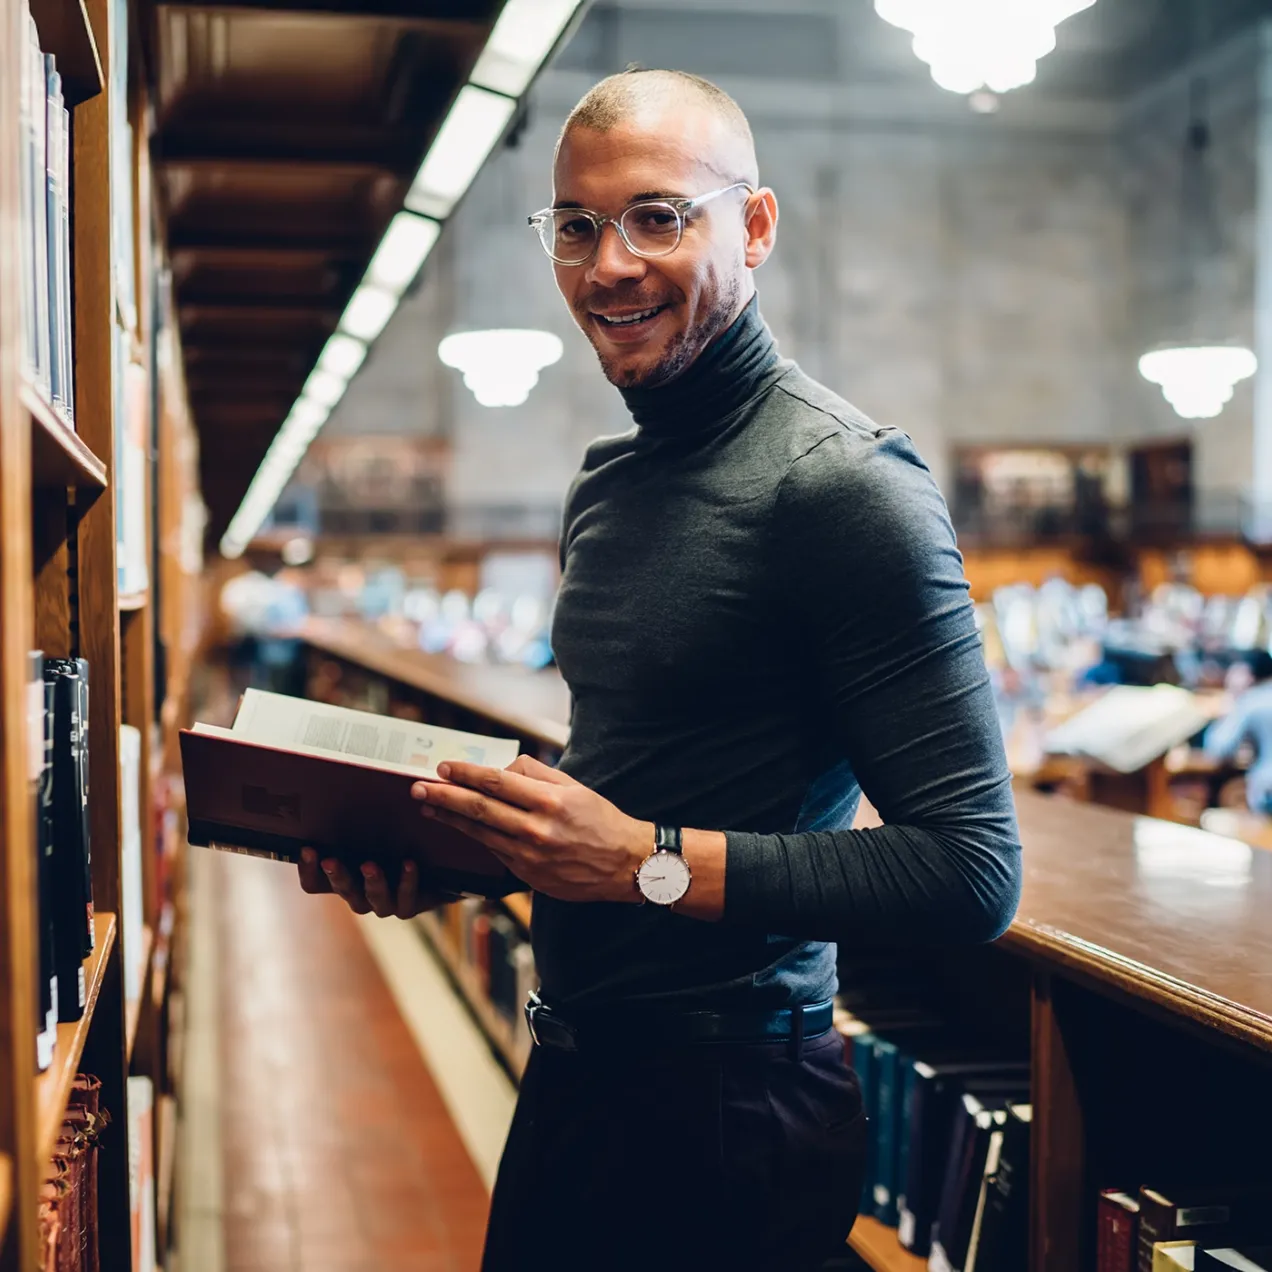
left=524, top=991, right=835, bottom=1054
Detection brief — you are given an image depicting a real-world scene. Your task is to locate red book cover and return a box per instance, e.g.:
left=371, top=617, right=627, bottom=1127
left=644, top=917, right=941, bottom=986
left=1099, top=1190, right=1141, bottom=1272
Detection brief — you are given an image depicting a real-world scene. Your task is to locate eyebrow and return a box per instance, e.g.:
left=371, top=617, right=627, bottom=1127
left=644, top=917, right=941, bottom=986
left=550, top=190, right=686, bottom=210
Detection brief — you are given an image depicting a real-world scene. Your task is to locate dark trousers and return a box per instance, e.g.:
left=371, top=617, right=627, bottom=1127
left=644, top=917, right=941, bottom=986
left=482, top=1029, right=866, bottom=1271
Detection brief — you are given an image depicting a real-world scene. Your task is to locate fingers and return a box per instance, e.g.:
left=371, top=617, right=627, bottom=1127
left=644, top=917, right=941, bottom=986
left=393, top=860, right=419, bottom=919
left=418, top=803, right=528, bottom=869
left=423, top=762, right=564, bottom=814
left=298, top=848, right=332, bottom=894
left=417, top=783, right=547, bottom=841
left=508, top=754, right=577, bottom=785
left=361, top=863, right=396, bottom=918
left=321, top=858, right=372, bottom=915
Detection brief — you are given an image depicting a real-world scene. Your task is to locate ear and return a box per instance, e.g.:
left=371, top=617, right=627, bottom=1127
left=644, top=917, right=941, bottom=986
left=743, top=188, right=778, bottom=270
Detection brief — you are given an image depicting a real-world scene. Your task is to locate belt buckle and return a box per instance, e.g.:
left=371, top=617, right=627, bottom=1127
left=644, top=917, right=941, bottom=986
left=524, top=991, right=579, bottom=1052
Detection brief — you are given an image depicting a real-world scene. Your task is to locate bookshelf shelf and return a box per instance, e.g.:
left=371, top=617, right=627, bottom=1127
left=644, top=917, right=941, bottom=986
left=0, top=1153, right=10, bottom=1248
left=118, top=590, right=148, bottom=612
left=848, top=1217, right=927, bottom=1272
left=23, top=382, right=107, bottom=491
left=418, top=913, right=526, bottom=1079
left=27, top=0, right=103, bottom=105
left=125, top=924, right=155, bottom=1064
left=35, top=912, right=116, bottom=1166
left=503, top=892, right=532, bottom=931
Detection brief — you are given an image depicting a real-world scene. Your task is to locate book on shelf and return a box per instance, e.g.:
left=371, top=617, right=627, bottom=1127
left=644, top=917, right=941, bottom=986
left=1197, top=1251, right=1272, bottom=1271
left=127, top=1075, right=155, bottom=1272
left=969, top=1102, right=1031, bottom=1272
left=115, top=338, right=149, bottom=594
left=120, top=725, right=145, bottom=1005
left=180, top=689, right=522, bottom=896
left=44, top=658, right=95, bottom=1023
left=1099, top=1190, right=1142, bottom=1272
left=30, top=652, right=57, bottom=1070
left=1138, top=1186, right=1272, bottom=1272
left=1154, top=1244, right=1197, bottom=1272
left=38, top=1073, right=107, bottom=1272
left=19, top=8, right=74, bottom=422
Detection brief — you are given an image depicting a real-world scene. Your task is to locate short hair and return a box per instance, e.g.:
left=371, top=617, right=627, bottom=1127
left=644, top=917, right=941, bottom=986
left=559, top=67, right=758, bottom=186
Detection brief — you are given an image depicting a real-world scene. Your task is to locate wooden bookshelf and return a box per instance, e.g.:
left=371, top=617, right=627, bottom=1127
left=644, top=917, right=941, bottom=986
left=0, top=0, right=199, bottom=1264
left=418, top=912, right=527, bottom=1079
left=23, top=382, right=107, bottom=491
left=0, top=1155, right=10, bottom=1250
left=35, top=913, right=115, bottom=1167
left=125, top=923, right=154, bottom=1064
left=27, top=0, right=103, bottom=106
left=504, top=892, right=532, bottom=932
left=848, top=1217, right=927, bottom=1272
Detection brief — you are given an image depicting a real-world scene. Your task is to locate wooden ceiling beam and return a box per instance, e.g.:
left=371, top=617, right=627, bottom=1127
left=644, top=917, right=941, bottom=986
left=167, top=227, right=371, bottom=254
left=179, top=302, right=341, bottom=323
left=157, top=152, right=407, bottom=179
left=155, top=0, right=489, bottom=29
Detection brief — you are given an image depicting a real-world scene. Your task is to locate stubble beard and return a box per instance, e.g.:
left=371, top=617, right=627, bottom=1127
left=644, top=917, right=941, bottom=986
left=587, top=276, right=743, bottom=390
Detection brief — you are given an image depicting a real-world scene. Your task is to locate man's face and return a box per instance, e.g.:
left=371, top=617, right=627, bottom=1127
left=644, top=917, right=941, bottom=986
left=551, top=115, right=753, bottom=390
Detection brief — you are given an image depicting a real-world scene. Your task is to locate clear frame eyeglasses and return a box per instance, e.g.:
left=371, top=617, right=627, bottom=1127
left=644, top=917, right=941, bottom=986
left=527, top=182, right=754, bottom=266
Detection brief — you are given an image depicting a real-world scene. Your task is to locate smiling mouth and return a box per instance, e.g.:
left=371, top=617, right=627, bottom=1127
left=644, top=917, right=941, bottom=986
left=591, top=304, right=668, bottom=329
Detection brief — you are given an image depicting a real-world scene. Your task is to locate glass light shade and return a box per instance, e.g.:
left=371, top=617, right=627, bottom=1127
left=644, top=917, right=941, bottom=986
left=438, top=329, right=564, bottom=408
left=406, top=86, right=517, bottom=220
left=1138, top=345, right=1257, bottom=420
left=875, top=0, right=1095, bottom=95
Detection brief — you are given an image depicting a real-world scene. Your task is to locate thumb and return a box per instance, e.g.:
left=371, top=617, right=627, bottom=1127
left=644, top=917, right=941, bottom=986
left=509, top=753, right=577, bottom=785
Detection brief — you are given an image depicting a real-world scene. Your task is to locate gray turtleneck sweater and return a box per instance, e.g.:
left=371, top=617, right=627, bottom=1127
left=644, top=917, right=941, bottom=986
left=536, top=298, right=1022, bottom=1011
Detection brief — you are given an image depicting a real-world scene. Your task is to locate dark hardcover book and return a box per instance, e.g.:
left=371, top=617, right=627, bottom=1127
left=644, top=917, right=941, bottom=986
left=34, top=659, right=57, bottom=1068
left=486, top=914, right=518, bottom=1022
left=930, top=1082, right=1028, bottom=1272
left=1138, top=1188, right=1272, bottom=1272
left=1099, top=1191, right=1141, bottom=1272
left=853, top=1031, right=878, bottom=1214
left=44, top=660, right=90, bottom=1021
left=971, top=1103, right=1031, bottom=1272
left=898, top=1059, right=1029, bottom=1255
left=179, top=728, right=521, bottom=898
left=1197, top=1251, right=1272, bottom=1271
left=73, top=658, right=93, bottom=954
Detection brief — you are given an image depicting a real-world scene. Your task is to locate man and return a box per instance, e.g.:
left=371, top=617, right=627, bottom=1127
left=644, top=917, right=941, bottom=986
left=299, top=68, right=1022, bottom=1270
left=1205, top=650, right=1272, bottom=812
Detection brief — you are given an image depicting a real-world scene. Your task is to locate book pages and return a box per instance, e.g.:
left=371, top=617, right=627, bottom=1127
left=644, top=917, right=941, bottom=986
left=230, top=689, right=519, bottom=780
left=1043, top=684, right=1211, bottom=774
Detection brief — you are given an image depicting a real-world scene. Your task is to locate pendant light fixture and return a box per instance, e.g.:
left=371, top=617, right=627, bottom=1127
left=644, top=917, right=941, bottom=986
left=873, top=0, right=1096, bottom=96
left=1137, top=75, right=1256, bottom=420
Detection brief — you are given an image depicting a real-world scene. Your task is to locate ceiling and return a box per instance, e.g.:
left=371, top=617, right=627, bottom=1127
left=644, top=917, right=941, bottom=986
left=146, top=0, right=509, bottom=542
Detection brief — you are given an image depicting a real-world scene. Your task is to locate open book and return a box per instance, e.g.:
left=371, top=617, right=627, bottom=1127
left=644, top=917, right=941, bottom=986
left=180, top=689, right=523, bottom=896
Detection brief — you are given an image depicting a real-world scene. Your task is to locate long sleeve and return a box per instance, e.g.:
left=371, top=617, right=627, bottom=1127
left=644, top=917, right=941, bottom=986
left=723, top=427, right=1023, bottom=945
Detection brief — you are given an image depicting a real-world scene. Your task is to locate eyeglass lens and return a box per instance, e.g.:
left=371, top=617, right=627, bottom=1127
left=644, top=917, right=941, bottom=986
left=540, top=203, right=682, bottom=263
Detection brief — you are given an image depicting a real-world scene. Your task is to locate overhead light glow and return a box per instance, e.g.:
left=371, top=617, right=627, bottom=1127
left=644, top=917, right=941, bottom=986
left=319, top=334, right=367, bottom=379
left=339, top=284, right=398, bottom=342
left=302, top=368, right=348, bottom=409
left=470, top=0, right=585, bottom=97
left=405, top=86, right=517, bottom=220
left=368, top=213, right=441, bottom=294
left=874, top=0, right=1096, bottom=95
left=438, top=329, right=564, bottom=407
left=1138, top=345, right=1257, bottom=420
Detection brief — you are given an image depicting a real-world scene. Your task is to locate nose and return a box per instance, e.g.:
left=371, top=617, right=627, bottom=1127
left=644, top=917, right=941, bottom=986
left=585, top=220, right=645, bottom=288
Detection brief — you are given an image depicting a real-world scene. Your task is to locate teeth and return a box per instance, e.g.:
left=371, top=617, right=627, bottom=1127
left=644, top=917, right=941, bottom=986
left=600, top=307, right=660, bottom=325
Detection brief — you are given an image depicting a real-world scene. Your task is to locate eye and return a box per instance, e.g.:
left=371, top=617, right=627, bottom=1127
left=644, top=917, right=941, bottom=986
left=629, top=206, right=679, bottom=236
left=556, top=215, right=594, bottom=241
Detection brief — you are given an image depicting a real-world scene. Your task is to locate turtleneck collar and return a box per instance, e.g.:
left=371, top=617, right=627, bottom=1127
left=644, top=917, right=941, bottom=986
left=618, top=295, right=783, bottom=437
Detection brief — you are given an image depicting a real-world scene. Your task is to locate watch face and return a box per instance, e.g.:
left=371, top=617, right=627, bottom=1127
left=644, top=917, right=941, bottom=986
left=637, top=850, right=691, bottom=906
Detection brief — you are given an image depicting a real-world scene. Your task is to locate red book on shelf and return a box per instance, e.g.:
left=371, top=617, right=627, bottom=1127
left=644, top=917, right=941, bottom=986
left=1099, top=1190, right=1141, bottom=1272
left=180, top=689, right=523, bottom=898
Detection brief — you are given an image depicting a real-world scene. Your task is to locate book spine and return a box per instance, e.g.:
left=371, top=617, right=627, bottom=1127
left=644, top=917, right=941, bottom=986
left=872, top=1038, right=901, bottom=1225
left=29, top=15, right=51, bottom=400
left=74, top=659, right=94, bottom=954
left=1097, top=1200, right=1138, bottom=1272
left=47, top=665, right=86, bottom=1021
left=44, top=56, right=62, bottom=413
left=57, top=89, right=74, bottom=424
left=852, top=1032, right=878, bottom=1215
left=18, top=7, right=36, bottom=382
left=1137, top=1197, right=1176, bottom=1272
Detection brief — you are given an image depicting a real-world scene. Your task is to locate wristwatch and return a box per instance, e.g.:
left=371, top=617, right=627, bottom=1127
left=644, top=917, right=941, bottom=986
left=636, top=825, right=691, bottom=907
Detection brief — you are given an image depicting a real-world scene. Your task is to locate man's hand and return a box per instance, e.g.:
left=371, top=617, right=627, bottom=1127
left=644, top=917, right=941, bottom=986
left=411, top=754, right=651, bottom=905
left=297, top=848, right=459, bottom=919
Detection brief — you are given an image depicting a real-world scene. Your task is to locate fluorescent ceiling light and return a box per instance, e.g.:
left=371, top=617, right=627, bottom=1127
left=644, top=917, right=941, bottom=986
left=319, top=334, right=367, bottom=380
left=405, top=86, right=516, bottom=220
left=470, top=0, right=585, bottom=97
left=302, top=368, right=347, bottom=409
left=288, top=397, right=330, bottom=433
left=368, top=213, right=441, bottom=294
left=339, top=284, right=398, bottom=342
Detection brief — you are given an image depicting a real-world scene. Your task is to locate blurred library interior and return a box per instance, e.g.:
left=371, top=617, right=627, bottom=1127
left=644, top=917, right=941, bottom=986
left=8, top=1, right=1272, bottom=1270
